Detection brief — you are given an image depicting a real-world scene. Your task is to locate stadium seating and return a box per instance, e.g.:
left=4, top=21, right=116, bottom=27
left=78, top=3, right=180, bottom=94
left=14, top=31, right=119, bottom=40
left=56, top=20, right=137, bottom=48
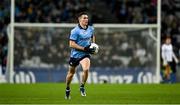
left=0, top=0, right=180, bottom=69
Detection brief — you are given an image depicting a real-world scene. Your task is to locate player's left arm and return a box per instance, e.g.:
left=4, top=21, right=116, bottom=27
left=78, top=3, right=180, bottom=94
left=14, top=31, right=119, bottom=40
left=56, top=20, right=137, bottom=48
left=91, top=26, right=95, bottom=43
left=172, top=51, right=179, bottom=63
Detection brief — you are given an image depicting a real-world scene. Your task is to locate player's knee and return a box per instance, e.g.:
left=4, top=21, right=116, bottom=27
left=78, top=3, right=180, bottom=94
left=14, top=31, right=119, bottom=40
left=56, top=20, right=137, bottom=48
left=68, top=72, right=75, bottom=78
left=69, top=66, right=76, bottom=73
left=67, top=69, right=75, bottom=77
left=69, top=70, right=75, bottom=75
left=83, top=69, right=89, bottom=73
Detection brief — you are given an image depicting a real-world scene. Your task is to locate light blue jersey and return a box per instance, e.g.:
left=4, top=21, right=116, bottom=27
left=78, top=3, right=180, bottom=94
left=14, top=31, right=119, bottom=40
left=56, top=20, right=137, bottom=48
left=69, top=24, right=94, bottom=58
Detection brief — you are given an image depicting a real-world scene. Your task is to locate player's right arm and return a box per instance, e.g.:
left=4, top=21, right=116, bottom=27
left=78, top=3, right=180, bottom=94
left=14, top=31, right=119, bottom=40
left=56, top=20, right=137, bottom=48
left=69, top=40, right=94, bottom=53
left=69, top=40, right=85, bottom=51
left=172, top=50, right=179, bottom=64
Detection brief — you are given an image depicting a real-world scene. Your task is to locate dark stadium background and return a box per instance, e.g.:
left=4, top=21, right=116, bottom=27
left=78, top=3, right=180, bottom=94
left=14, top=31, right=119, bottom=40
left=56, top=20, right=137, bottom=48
left=0, top=0, right=180, bottom=83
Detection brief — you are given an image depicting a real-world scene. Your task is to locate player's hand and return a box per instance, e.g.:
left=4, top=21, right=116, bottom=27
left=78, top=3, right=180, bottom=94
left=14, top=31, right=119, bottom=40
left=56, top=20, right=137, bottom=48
left=163, top=60, right=167, bottom=66
left=175, top=58, right=179, bottom=64
left=84, top=45, right=95, bottom=54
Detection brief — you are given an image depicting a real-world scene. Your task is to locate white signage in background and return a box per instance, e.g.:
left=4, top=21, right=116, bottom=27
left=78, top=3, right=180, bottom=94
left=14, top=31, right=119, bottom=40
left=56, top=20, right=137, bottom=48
left=72, top=71, right=157, bottom=84
left=13, top=71, right=36, bottom=83
left=137, top=72, right=157, bottom=83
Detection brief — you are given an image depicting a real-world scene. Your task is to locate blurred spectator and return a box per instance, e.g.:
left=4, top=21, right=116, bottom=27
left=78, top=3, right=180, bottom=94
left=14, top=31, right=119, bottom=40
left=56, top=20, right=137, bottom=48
left=13, top=0, right=157, bottom=23
left=109, top=0, right=157, bottom=23
left=1, top=0, right=158, bottom=32
left=0, top=0, right=9, bottom=74
left=13, top=27, right=157, bottom=69
left=0, top=30, right=8, bottom=75
left=161, top=0, right=180, bottom=49
left=15, top=0, right=93, bottom=23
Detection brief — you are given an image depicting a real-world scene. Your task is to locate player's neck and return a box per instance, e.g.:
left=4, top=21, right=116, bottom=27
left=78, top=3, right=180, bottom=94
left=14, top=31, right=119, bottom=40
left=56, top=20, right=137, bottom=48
left=165, top=43, right=171, bottom=45
left=79, top=23, right=87, bottom=29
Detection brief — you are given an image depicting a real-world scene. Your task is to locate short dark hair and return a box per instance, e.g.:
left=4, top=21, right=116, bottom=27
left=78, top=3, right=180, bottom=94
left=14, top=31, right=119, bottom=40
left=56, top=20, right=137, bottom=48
left=77, top=12, right=88, bottom=19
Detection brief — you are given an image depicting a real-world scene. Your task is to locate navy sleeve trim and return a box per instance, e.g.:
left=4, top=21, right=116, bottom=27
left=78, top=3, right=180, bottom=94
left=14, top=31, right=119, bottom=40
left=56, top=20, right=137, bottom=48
left=69, top=39, right=76, bottom=41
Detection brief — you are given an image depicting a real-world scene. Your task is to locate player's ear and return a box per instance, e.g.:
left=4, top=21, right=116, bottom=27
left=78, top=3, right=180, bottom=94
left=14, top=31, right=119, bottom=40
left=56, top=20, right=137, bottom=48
left=78, top=16, right=81, bottom=22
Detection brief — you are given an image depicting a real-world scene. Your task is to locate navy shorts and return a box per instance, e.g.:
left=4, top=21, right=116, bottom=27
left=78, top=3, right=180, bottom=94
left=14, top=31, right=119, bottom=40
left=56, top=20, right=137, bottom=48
left=69, top=55, right=90, bottom=67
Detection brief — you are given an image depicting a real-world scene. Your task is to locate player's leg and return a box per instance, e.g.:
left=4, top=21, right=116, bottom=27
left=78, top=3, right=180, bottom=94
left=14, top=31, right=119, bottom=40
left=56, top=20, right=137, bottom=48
left=66, top=66, right=76, bottom=89
left=169, top=62, right=177, bottom=83
left=65, top=66, right=76, bottom=99
left=79, top=57, right=90, bottom=96
left=65, top=57, right=79, bottom=99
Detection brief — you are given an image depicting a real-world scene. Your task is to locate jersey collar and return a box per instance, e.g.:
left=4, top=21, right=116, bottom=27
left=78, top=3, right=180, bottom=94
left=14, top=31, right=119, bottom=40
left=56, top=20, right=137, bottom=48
left=78, top=24, right=88, bottom=30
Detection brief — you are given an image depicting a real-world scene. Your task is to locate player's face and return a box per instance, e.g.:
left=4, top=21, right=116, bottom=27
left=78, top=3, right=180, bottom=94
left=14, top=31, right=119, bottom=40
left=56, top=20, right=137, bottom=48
left=166, top=38, right=171, bottom=44
left=79, top=15, right=88, bottom=26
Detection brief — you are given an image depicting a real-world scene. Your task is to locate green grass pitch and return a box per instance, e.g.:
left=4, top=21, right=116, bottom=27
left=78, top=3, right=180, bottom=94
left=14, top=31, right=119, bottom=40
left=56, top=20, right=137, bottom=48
left=0, top=83, right=180, bottom=104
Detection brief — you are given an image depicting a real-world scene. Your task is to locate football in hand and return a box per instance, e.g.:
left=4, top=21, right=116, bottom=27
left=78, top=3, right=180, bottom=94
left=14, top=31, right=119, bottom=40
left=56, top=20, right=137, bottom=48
left=90, top=43, right=99, bottom=54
